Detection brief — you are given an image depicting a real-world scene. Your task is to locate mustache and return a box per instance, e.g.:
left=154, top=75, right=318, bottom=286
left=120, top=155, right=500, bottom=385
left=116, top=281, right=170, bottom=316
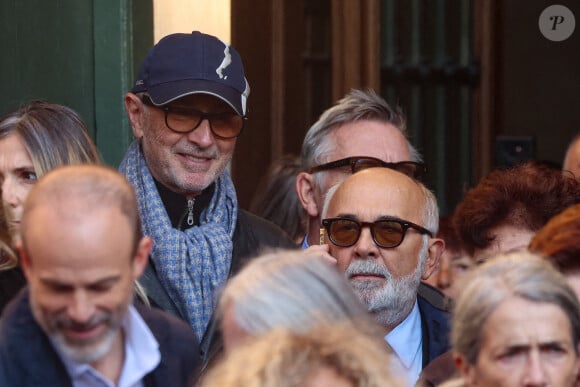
left=178, top=150, right=219, bottom=159
left=174, top=144, right=220, bottom=159
left=345, top=259, right=392, bottom=280
left=54, top=313, right=109, bottom=331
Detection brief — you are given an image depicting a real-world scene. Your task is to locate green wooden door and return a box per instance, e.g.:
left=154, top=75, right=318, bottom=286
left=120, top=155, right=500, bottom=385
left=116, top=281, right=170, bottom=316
left=0, top=0, right=153, bottom=166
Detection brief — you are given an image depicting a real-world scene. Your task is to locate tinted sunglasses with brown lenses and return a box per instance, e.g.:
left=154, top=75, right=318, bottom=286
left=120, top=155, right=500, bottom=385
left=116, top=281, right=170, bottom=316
left=321, top=217, right=433, bottom=248
left=307, top=156, right=426, bottom=180
left=141, top=95, right=245, bottom=139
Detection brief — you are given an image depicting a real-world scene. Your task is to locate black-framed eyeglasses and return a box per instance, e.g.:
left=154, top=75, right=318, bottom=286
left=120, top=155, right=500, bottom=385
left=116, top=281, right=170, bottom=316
left=321, top=217, right=433, bottom=248
left=141, top=95, right=246, bottom=139
left=308, top=156, right=426, bottom=180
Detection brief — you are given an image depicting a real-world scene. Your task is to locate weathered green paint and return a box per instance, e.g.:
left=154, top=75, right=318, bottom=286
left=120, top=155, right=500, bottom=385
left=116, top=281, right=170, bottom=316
left=94, top=0, right=153, bottom=166
left=0, top=1, right=95, bottom=133
left=0, top=0, right=152, bottom=167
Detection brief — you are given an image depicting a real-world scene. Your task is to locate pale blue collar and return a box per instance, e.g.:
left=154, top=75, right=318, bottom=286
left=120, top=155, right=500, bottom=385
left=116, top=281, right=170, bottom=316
left=55, top=305, right=161, bottom=387
left=385, top=300, right=422, bottom=385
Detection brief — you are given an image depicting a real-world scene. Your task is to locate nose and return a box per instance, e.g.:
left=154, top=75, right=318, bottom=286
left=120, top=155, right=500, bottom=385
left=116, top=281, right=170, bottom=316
left=1, top=178, right=23, bottom=208
left=186, top=118, right=214, bottom=147
left=353, top=227, right=379, bottom=259
left=523, top=351, right=548, bottom=387
left=67, top=290, right=95, bottom=324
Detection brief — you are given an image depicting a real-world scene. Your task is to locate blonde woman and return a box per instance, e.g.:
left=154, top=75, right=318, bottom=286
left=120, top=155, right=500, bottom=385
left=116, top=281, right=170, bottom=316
left=201, top=322, right=402, bottom=387
left=0, top=100, right=101, bottom=312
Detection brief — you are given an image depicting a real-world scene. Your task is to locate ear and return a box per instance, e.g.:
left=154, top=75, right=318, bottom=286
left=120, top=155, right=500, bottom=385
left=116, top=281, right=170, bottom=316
left=421, top=237, right=445, bottom=280
left=15, top=240, right=33, bottom=280
left=296, top=172, right=319, bottom=218
left=455, top=353, right=477, bottom=386
left=132, top=236, right=151, bottom=279
left=124, top=93, right=146, bottom=139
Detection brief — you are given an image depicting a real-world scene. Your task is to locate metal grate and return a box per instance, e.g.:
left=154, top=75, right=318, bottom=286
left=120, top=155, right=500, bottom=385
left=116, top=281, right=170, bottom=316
left=381, top=0, right=480, bottom=215
left=303, top=0, right=332, bottom=127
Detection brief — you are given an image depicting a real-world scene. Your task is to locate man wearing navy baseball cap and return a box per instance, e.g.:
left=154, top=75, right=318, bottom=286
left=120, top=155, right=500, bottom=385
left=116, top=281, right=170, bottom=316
left=120, top=31, right=294, bottom=365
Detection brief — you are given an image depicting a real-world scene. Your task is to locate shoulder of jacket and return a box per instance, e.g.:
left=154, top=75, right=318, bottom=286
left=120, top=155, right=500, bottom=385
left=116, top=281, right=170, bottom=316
left=417, top=282, right=453, bottom=312
left=236, top=209, right=295, bottom=245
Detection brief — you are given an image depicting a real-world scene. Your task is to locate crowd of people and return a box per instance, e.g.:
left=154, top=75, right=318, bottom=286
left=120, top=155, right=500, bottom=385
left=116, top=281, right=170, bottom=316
left=0, top=30, right=579, bottom=387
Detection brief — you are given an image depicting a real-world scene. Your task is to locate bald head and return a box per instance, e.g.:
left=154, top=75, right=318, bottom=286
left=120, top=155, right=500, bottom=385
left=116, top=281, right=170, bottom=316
left=18, top=165, right=151, bottom=367
left=323, top=168, right=438, bottom=233
left=21, top=165, right=141, bottom=252
left=321, top=168, right=443, bottom=331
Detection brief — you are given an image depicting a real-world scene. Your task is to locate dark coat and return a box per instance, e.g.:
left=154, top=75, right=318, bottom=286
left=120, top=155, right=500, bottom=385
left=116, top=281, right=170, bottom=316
left=138, top=209, right=296, bottom=367
left=415, top=282, right=454, bottom=385
left=417, top=288, right=452, bottom=368
left=0, top=266, right=25, bottom=315
left=0, top=289, right=201, bottom=387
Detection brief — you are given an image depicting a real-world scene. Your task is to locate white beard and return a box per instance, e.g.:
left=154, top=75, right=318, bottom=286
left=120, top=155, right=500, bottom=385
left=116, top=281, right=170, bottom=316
left=345, top=239, right=428, bottom=328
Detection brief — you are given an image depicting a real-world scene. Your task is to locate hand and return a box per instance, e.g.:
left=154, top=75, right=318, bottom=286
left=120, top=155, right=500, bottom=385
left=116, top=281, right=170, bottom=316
left=303, top=244, right=337, bottom=265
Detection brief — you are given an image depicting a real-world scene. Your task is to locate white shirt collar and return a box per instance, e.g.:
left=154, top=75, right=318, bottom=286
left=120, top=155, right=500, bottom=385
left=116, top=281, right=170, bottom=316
left=385, top=300, right=422, bottom=386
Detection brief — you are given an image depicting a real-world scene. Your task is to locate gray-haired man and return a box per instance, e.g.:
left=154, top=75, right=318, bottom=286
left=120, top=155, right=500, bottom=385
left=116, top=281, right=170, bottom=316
left=122, top=31, right=294, bottom=364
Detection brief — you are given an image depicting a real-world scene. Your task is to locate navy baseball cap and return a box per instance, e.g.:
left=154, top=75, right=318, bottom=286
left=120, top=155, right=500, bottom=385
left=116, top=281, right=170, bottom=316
left=131, top=31, right=250, bottom=116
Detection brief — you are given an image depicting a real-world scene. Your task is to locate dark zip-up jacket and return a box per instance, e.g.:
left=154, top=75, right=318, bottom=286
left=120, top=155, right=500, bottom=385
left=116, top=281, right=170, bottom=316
left=141, top=181, right=296, bottom=368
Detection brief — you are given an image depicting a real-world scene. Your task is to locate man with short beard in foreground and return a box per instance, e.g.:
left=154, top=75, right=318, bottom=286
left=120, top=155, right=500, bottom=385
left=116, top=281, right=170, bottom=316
left=0, top=165, right=200, bottom=386
left=321, top=167, right=449, bottom=385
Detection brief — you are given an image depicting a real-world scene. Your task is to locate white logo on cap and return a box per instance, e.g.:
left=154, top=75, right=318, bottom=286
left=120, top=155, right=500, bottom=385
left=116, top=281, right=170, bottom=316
left=241, top=78, right=250, bottom=115
left=216, top=45, right=232, bottom=80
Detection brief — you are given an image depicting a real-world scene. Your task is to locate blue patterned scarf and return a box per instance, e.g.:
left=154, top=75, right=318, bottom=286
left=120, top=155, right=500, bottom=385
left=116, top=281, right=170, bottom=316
left=119, top=141, right=237, bottom=339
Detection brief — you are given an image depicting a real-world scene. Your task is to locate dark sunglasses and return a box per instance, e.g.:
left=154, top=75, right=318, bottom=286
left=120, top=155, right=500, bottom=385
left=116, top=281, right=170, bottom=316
left=141, top=95, right=246, bottom=139
left=308, top=156, right=426, bottom=180
left=321, top=217, right=433, bottom=248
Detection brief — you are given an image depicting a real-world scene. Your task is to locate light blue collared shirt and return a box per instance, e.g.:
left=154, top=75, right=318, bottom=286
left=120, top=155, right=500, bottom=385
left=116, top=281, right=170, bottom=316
left=385, top=300, right=422, bottom=386
left=55, top=305, right=161, bottom=387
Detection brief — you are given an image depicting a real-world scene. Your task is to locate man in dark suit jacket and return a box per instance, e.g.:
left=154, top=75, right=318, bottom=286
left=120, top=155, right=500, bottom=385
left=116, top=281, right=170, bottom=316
left=0, top=165, right=200, bottom=386
left=0, top=290, right=200, bottom=387
left=321, top=167, right=450, bottom=385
